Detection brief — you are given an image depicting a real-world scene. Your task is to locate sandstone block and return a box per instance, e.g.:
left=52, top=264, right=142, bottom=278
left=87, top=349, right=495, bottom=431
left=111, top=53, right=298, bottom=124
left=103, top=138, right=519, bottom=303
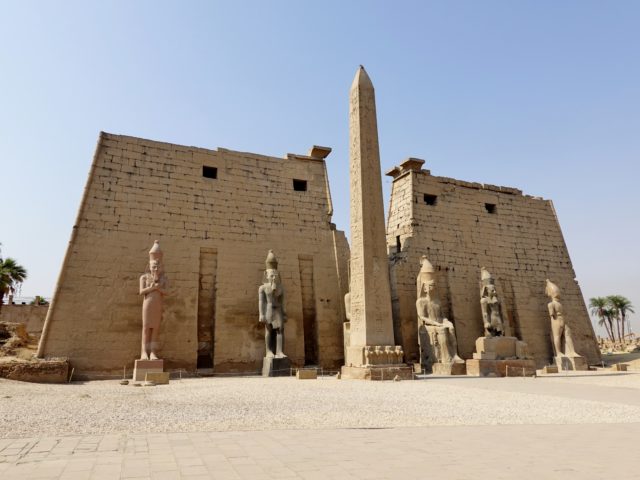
left=262, top=357, right=291, bottom=377
left=296, top=368, right=317, bottom=379
left=555, top=355, right=588, bottom=371
left=133, top=359, right=163, bottom=381
left=144, top=372, right=170, bottom=384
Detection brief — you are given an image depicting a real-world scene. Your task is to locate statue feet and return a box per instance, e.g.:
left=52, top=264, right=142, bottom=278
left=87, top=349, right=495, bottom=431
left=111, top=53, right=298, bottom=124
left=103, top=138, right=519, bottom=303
left=452, top=355, right=464, bottom=364
left=149, top=352, right=159, bottom=360
left=275, top=353, right=287, bottom=359
left=140, top=353, right=150, bottom=360
left=266, top=351, right=275, bottom=358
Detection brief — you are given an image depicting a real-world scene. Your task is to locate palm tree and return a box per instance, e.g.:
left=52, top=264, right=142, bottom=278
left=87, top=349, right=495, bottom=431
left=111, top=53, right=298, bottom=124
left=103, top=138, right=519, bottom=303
left=590, top=297, right=615, bottom=342
left=0, top=257, right=28, bottom=313
left=608, top=295, right=635, bottom=342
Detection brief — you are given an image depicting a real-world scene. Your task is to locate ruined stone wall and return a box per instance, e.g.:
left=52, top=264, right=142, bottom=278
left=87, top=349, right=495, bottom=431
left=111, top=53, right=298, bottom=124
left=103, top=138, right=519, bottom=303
left=387, top=166, right=600, bottom=367
left=0, top=305, right=47, bottom=340
left=39, top=132, right=348, bottom=374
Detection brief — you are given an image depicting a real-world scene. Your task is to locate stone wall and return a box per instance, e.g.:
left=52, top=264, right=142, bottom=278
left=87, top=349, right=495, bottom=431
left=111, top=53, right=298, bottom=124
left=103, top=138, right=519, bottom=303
left=386, top=161, right=600, bottom=367
left=38, top=132, right=349, bottom=375
left=0, top=305, right=47, bottom=340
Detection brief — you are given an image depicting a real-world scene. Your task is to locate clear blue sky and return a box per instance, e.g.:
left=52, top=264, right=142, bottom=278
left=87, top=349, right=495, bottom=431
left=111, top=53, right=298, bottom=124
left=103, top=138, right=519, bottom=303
left=1, top=1, right=638, bottom=334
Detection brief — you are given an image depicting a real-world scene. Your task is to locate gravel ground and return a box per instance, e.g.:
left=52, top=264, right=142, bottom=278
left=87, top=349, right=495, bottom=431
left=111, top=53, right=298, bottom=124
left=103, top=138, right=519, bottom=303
left=1, top=372, right=640, bottom=438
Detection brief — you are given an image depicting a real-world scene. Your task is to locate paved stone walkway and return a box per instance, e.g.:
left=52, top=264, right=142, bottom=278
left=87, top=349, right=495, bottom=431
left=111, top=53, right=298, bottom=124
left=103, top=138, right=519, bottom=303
left=1, top=423, right=638, bottom=479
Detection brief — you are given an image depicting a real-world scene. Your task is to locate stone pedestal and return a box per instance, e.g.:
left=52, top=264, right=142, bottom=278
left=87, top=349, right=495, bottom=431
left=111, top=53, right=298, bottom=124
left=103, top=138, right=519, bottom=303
left=133, top=359, right=163, bottom=382
left=466, top=358, right=536, bottom=377
left=262, top=356, right=291, bottom=377
left=537, top=365, right=559, bottom=375
left=432, top=362, right=466, bottom=375
left=296, top=368, right=318, bottom=380
left=467, top=336, right=534, bottom=377
left=555, top=355, right=588, bottom=371
left=341, top=365, right=413, bottom=381
left=473, top=336, right=529, bottom=360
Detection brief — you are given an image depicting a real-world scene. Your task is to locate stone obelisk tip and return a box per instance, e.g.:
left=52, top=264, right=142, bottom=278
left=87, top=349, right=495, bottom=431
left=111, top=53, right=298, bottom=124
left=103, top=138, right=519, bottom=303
left=351, top=65, right=373, bottom=91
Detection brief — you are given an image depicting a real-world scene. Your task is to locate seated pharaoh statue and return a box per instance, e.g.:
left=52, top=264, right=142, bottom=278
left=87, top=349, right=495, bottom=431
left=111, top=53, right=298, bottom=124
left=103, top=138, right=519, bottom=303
left=545, top=279, right=587, bottom=371
left=466, top=267, right=535, bottom=377
left=416, top=256, right=465, bottom=374
left=480, top=267, right=504, bottom=337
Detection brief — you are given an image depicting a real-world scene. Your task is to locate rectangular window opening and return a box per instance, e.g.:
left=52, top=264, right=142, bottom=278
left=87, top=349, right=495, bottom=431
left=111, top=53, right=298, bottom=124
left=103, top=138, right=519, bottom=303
left=203, top=166, right=217, bottom=179
left=485, top=203, right=497, bottom=214
left=396, top=235, right=401, bottom=252
left=293, top=179, right=307, bottom=191
left=424, top=194, right=437, bottom=206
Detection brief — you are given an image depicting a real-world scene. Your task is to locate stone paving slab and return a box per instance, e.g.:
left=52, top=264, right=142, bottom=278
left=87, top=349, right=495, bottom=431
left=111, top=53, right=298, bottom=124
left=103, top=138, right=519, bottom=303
left=1, top=423, right=639, bottom=479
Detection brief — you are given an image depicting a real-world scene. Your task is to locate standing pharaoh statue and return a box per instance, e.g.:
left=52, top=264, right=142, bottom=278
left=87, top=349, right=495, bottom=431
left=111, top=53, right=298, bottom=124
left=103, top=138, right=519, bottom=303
left=259, top=250, right=287, bottom=359
left=545, top=279, right=587, bottom=370
left=545, top=279, right=576, bottom=357
left=480, top=267, right=505, bottom=337
left=416, top=256, right=464, bottom=371
left=139, top=240, right=168, bottom=360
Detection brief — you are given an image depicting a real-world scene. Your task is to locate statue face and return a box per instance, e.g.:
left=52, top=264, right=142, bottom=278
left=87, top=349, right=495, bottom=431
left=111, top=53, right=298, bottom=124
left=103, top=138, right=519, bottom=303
left=487, top=285, right=497, bottom=298
left=265, top=269, right=281, bottom=288
left=427, top=280, right=436, bottom=294
left=150, top=260, right=159, bottom=274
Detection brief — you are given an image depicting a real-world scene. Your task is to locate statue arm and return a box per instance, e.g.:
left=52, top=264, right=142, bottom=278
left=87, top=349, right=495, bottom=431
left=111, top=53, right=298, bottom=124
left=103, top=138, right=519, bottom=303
left=547, top=302, right=556, bottom=320
left=281, top=291, right=287, bottom=321
left=480, top=301, right=490, bottom=328
left=416, top=300, right=428, bottom=325
left=156, top=276, right=168, bottom=296
left=258, top=287, right=266, bottom=323
left=139, top=275, right=156, bottom=296
left=423, top=316, right=442, bottom=327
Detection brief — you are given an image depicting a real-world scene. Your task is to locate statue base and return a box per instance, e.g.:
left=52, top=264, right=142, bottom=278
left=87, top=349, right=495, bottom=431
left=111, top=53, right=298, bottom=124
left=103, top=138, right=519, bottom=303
left=262, top=356, right=291, bottom=377
left=555, top=355, right=588, bottom=371
left=473, top=336, right=530, bottom=360
left=432, top=362, right=466, bottom=375
left=341, top=365, right=413, bottom=381
left=466, top=359, right=536, bottom=377
left=537, top=365, right=559, bottom=375
left=133, top=359, right=164, bottom=382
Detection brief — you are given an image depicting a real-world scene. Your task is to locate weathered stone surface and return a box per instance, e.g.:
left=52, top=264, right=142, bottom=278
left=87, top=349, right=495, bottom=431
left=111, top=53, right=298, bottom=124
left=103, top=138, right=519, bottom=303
left=0, top=305, right=47, bottom=340
left=262, top=356, right=291, bottom=377
left=36, top=133, right=349, bottom=376
left=475, top=336, right=520, bottom=359
left=139, top=240, right=167, bottom=361
left=0, top=359, right=69, bottom=383
left=555, top=355, right=588, bottom=371
left=133, top=359, right=163, bottom=381
left=386, top=165, right=601, bottom=368
left=347, top=66, right=395, bottom=358
left=546, top=279, right=588, bottom=371
left=296, top=368, right=317, bottom=379
left=259, top=251, right=287, bottom=359
left=432, top=362, right=466, bottom=375
left=466, top=358, right=536, bottom=377
left=537, top=364, right=559, bottom=375
left=416, top=257, right=463, bottom=371
left=144, top=371, right=170, bottom=384
left=0, top=322, right=30, bottom=355
left=341, top=365, right=413, bottom=381
left=480, top=268, right=505, bottom=337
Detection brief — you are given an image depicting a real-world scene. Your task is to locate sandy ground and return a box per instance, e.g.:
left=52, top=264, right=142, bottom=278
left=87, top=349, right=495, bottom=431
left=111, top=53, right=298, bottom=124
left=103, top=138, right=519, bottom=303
left=1, top=371, right=639, bottom=438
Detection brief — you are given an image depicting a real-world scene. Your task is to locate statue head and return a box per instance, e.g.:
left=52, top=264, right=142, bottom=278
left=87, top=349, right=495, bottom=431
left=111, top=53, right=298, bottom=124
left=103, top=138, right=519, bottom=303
left=545, top=279, right=561, bottom=300
left=263, top=251, right=282, bottom=291
left=265, top=250, right=278, bottom=270
left=417, top=256, right=436, bottom=298
left=480, top=267, right=497, bottom=299
left=147, top=240, right=164, bottom=275
left=150, top=259, right=160, bottom=274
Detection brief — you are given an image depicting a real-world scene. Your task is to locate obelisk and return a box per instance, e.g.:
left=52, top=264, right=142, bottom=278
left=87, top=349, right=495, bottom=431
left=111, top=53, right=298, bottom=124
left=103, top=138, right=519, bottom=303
left=342, top=66, right=406, bottom=379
